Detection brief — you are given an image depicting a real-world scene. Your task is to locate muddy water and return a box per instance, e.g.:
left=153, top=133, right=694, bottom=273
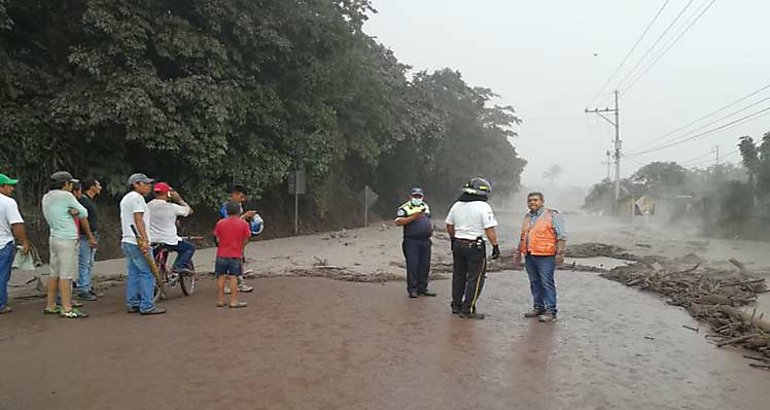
left=0, top=272, right=767, bottom=410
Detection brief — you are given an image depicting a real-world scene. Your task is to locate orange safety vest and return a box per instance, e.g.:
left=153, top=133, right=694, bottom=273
left=519, top=209, right=557, bottom=256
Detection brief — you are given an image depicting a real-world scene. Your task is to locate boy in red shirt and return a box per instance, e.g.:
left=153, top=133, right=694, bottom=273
left=213, top=202, right=252, bottom=308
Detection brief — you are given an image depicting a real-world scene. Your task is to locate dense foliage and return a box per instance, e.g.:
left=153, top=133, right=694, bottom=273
left=583, top=160, right=747, bottom=214
left=0, top=0, right=525, bottom=217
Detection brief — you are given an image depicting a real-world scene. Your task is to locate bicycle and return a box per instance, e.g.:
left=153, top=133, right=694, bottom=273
left=151, top=236, right=203, bottom=302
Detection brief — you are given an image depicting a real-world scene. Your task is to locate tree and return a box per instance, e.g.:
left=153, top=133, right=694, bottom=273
left=542, top=165, right=563, bottom=184
left=630, top=161, right=691, bottom=196
left=0, top=0, right=526, bottom=219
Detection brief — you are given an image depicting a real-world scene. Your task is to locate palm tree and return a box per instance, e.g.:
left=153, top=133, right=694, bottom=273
left=542, top=165, right=564, bottom=184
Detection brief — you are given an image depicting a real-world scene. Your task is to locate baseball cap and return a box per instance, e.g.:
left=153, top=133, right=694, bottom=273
left=410, top=187, right=424, bottom=197
left=128, top=173, right=154, bottom=185
left=153, top=182, right=172, bottom=194
left=50, top=171, right=79, bottom=184
left=0, top=174, right=19, bottom=186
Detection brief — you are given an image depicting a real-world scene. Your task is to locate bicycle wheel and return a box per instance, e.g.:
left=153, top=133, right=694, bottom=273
left=180, top=261, right=196, bottom=296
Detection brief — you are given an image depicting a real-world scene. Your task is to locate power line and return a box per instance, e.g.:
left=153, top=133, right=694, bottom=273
left=683, top=149, right=738, bottom=167
left=607, top=0, right=697, bottom=104
left=628, top=82, right=770, bottom=151
left=627, top=95, right=770, bottom=155
left=679, top=149, right=715, bottom=165
left=586, top=0, right=671, bottom=107
left=631, top=106, right=770, bottom=156
left=621, top=0, right=718, bottom=95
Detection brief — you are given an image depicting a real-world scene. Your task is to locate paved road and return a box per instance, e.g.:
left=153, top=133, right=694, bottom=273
left=0, top=271, right=767, bottom=410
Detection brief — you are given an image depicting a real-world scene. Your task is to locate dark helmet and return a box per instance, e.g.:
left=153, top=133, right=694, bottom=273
left=462, top=177, right=492, bottom=197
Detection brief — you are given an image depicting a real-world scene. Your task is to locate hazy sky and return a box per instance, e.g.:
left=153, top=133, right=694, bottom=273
left=364, top=0, right=770, bottom=188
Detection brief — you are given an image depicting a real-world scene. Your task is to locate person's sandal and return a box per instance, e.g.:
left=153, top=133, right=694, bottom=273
left=60, top=307, right=89, bottom=319
left=229, top=301, right=247, bottom=309
left=216, top=302, right=226, bottom=308
left=43, top=306, right=61, bottom=315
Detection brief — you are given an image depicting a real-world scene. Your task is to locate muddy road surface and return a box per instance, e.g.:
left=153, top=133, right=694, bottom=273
left=1, top=270, right=767, bottom=410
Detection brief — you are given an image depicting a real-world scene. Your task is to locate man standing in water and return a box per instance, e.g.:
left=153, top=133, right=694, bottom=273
left=514, top=192, right=566, bottom=323
left=445, top=177, right=500, bottom=319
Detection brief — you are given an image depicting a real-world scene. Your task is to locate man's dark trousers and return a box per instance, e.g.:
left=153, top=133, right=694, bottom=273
left=451, top=241, right=486, bottom=313
left=403, top=237, right=431, bottom=294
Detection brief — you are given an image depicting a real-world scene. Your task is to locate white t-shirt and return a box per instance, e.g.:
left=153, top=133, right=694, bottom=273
left=445, top=201, right=498, bottom=240
left=0, top=194, right=24, bottom=245
left=120, top=191, right=150, bottom=245
left=147, top=199, right=191, bottom=245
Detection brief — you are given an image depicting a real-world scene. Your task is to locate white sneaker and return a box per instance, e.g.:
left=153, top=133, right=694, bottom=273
left=238, top=283, right=254, bottom=293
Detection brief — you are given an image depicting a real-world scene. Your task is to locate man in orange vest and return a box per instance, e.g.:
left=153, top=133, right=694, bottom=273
left=514, top=192, right=566, bottom=323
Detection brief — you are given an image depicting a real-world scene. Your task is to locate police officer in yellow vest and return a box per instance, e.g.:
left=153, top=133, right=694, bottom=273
left=395, top=188, right=436, bottom=298
left=514, top=192, right=566, bottom=323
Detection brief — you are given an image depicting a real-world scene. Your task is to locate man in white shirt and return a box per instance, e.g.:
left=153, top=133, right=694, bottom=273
left=445, top=177, right=500, bottom=320
left=147, top=182, right=194, bottom=274
left=0, top=173, right=31, bottom=314
left=120, top=173, right=165, bottom=315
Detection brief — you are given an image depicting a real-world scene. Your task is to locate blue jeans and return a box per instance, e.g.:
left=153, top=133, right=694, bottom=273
left=0, top=241, right=16, bottom=309
left=165, top=240, right=195, bottom=271
left=215, top=257, right=243, bottom=277
left=121, top=242, right=156, bottom=312
left=77, top=234, right=98, bottom=293
left=525, top=255, right=558, bottom=314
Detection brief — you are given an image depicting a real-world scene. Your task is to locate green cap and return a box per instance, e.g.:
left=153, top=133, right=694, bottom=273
left=0, top=174, right=19, bottom=186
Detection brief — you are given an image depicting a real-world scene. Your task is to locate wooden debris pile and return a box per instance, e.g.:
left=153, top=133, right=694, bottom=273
left=565, top=242, right=638, bottom=261
left=602, top=257, right=770, bottom=370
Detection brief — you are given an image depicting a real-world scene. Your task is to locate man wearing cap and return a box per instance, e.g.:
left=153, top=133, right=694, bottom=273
left=120, top=173, right=165, bottom=315
left=395, top=187, right=436, bottom=298
left=0, top=173, right=31, bottom=314
left=42, top=171, right=90, bottom=318
left=147, top=182, right=195, bottom=274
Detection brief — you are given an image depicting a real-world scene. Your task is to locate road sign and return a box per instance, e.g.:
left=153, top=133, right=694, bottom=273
left=288, top=170, right=306, bottom=195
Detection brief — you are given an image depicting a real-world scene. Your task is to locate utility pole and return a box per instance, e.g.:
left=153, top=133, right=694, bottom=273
left=585, top=90, right=621, bottom=209
left=715, top=145, right=720, bottom=166
left=602, top=150, right=612, bottom=180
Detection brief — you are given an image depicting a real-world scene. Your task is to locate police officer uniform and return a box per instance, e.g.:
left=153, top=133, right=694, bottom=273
left=445, top=178, right=500, bottom=319
left=396, top=188, right=434, bottom=298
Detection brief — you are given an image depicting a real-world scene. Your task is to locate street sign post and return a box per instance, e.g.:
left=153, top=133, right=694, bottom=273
left=361, top=185, right=378, bottom=227
left=288, top=170, right=307, bottom=235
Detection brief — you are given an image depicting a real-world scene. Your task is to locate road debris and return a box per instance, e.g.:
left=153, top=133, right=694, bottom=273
left=600, top=250, right=770, bottom=370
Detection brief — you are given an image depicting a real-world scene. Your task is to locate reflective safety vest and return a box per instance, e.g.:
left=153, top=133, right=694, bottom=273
left=519, top=209, right=557, bottom=256
left=398, top=201, right=432, bottom=238
left=398, top=201, right=430, bottom=217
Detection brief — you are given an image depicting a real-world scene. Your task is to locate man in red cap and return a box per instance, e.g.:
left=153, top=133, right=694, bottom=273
left=147, top=182, right=195, bottom=274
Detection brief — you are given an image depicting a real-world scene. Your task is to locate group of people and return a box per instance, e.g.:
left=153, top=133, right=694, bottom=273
left=120, top=174, right=263, bottom=315
left=1, top=170, right=565, bottom=322
left=0, top=171, right=262, bottom=318
left=396, top=177, right=566, bottom=323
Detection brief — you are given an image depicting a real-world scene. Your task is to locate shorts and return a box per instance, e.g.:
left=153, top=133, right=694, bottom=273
left=49, top=237, right=78, bottom=280
left=215, top=257, right=243, bottom=277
